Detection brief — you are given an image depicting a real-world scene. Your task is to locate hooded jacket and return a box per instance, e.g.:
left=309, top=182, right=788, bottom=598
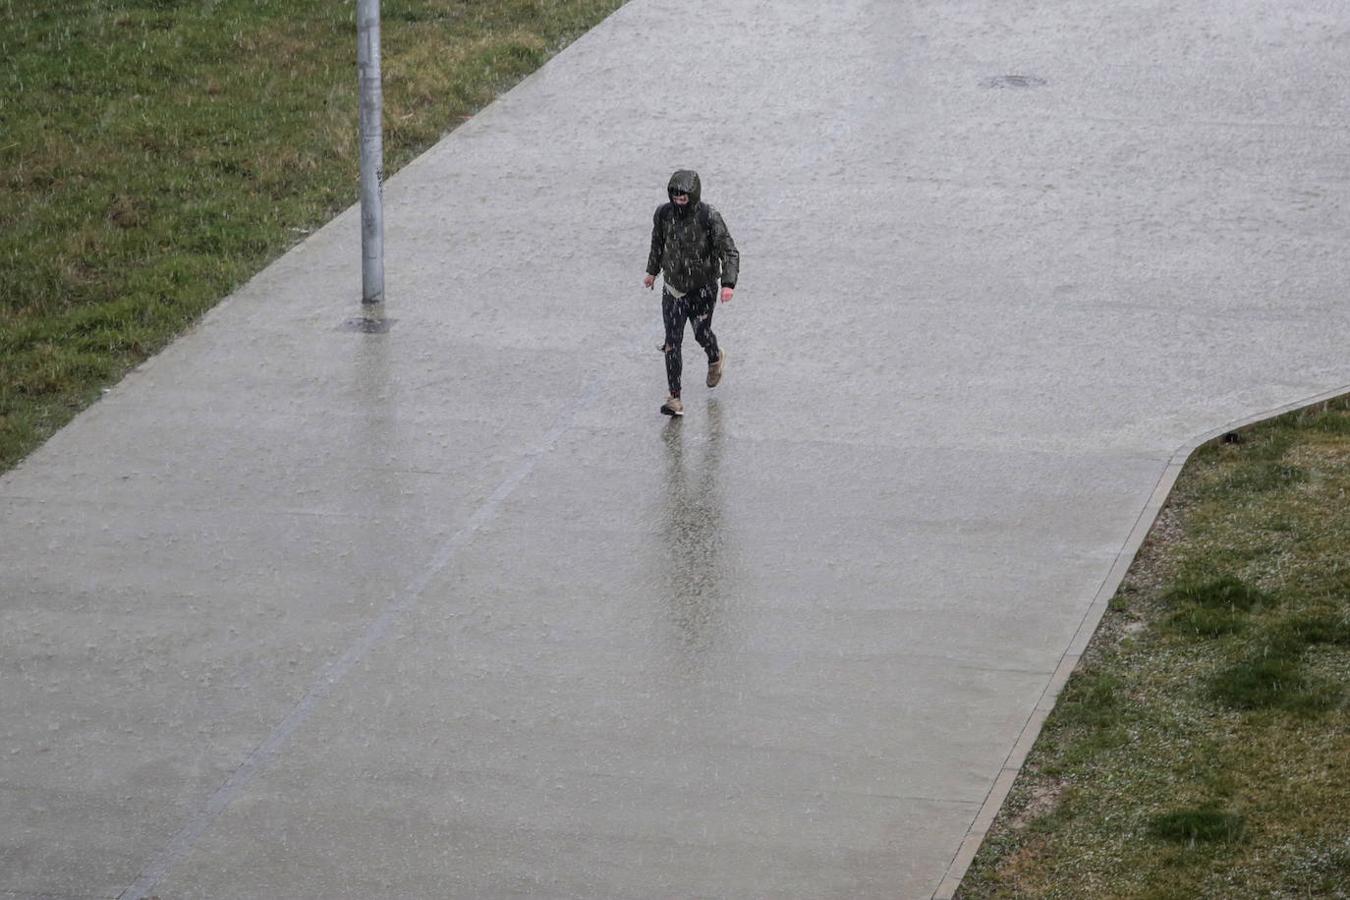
left=645, top=170, right=740, bottom=295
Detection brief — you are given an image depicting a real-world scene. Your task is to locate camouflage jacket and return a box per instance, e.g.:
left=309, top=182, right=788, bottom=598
left=645, top=170, right=740, bottom=294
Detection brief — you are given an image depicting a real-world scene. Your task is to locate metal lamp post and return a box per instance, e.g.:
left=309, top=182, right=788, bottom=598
left=357, top=0, right=384, bottom=304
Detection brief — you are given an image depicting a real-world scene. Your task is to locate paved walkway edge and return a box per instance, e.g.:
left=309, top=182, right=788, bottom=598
left=932, top=381, right=1350, bottom=900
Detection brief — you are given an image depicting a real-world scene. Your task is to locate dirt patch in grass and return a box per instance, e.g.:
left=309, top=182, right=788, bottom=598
left=1009, top=779, right=1069, bottom=831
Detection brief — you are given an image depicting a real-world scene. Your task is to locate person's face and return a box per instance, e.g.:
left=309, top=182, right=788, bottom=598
left=672, top=191, right=690, bottom=206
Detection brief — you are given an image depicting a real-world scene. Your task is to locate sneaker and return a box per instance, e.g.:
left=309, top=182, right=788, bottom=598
left=660, top=395, right=684, bottom=417
left=706, top=350, right=727, bottom=388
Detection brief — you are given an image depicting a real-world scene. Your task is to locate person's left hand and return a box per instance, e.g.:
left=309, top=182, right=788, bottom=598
left=720, top=286, right=734, bottom=303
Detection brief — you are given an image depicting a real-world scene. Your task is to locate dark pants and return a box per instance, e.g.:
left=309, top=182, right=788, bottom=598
left=662, top=285, right=720, bottom=396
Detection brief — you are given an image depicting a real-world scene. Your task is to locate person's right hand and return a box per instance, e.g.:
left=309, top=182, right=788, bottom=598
left=643, top=273, right=656, bottom=290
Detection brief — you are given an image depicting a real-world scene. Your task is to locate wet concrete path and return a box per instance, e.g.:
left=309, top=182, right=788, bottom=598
left=4, top=1, right=1349, bottom=897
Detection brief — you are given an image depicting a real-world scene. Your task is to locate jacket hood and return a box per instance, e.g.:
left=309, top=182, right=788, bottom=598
left=667, top=170, right=702, bottom=209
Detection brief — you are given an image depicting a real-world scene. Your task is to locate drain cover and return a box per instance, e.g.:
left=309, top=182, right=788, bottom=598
left=339, top=316, right=396, bottom=334
left=981, top=74, right=1047, bottom=89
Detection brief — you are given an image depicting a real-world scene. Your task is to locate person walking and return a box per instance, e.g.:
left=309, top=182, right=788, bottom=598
left=643, top=170, right=740, bottom=417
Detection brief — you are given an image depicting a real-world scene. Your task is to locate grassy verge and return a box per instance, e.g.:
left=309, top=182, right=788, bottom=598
left=957, top=397, right=1350, bottom=899
left=0, top=0, right=625, bottom=472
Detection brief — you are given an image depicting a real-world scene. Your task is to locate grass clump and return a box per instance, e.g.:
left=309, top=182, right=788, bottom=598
left=1277, top=611, right=1350, bottom=647
left=1162, top=575, right=1274, bottom=639
left=1206, top=652, right=1339, bottom=713
left=1052, top=671, right=1122, bottom=729
left=1164, top=575, right=1272, bottom=611
left=1166, top=603, right=1248, bottom=638
left=1148, top=808, right=1246, bottom=845
left=958, top=397, right=1350, bottom=899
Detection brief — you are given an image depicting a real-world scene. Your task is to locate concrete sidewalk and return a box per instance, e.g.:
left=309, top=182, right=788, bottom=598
left=3, top=1, right=1349, bottom=897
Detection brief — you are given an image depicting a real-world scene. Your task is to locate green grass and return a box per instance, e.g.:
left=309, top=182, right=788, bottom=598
left=1161, top=576, right=1275, bottom=639
left=958, top=398, right=1350, bottom=899
left=0, top=0, right=626, bottom=471
left=1206, top=651, right=1338, bottom=714
left=1148, top=808, right=1247, bottom=846
left=1164, top=575, right=1273, bottom=611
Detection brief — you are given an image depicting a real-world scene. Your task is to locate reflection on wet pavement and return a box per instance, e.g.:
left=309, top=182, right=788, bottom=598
left=656, top=400, right=731, bottom=663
